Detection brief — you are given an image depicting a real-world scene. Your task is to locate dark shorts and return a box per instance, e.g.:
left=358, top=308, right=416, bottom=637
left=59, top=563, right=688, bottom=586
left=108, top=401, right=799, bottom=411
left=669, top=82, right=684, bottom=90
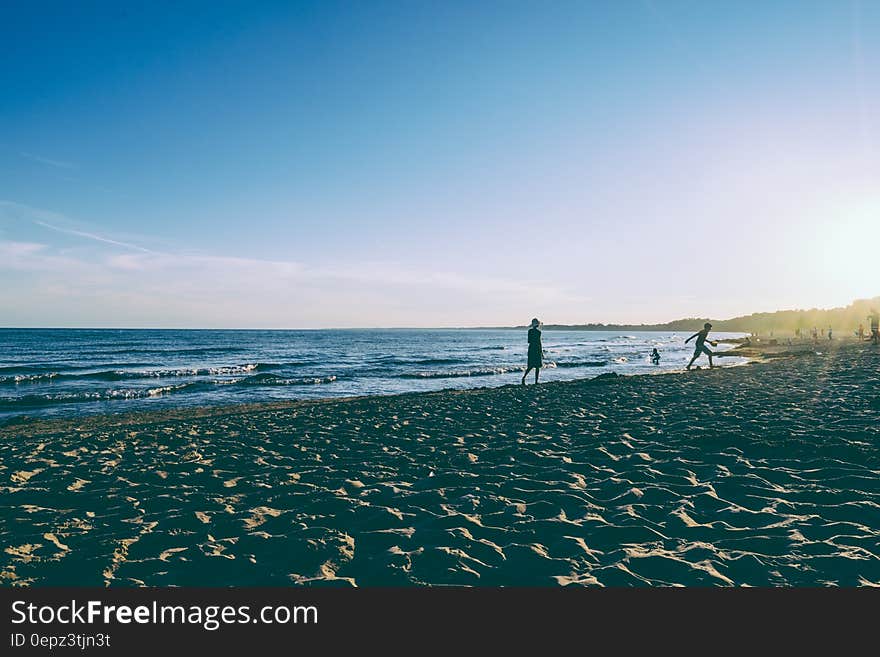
left=694, top=344, right=713, bottom=357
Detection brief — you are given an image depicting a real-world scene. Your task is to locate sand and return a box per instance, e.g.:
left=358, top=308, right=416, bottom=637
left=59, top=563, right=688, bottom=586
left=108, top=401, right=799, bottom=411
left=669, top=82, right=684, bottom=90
left=1, top=341, right=878, bottom=587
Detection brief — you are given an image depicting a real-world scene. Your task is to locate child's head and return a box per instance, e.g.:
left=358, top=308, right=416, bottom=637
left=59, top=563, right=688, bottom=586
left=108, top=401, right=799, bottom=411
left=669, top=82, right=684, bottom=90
left=704, top=322, right=712, bottom=330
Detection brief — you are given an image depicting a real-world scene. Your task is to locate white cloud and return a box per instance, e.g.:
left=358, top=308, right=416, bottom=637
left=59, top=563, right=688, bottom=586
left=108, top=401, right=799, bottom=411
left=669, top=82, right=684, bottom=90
left=0, top=240, right=46, bottom=257
left=0, top=203, right=585, bottom=327
left=0, top=240, right=87, bottom=273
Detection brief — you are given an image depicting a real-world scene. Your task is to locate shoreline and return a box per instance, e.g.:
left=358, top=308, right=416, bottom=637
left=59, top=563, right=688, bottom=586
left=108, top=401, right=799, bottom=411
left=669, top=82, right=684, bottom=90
left=5, top=331, right=837, bottom=438
left=11, top=328, right=852, bottom=439
left=0, top=329, right=752, bottom=430
left=0, top=347, right=760, bottom=439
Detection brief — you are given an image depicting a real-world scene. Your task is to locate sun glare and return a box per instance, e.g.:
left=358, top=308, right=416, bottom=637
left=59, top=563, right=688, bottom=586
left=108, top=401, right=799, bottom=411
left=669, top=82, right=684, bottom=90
left=798, top=200, right=880, bottom=301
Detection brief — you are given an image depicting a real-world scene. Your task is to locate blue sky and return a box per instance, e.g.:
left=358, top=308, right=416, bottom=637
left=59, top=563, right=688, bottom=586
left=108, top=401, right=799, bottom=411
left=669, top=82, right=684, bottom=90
left=2, top=1, right=878, bottom=327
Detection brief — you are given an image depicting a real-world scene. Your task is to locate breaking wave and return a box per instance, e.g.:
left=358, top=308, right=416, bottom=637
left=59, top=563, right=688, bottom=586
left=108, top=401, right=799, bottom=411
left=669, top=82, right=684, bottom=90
left=399, top=366, right=520, bottom=379
left=237, top=373, right=338, bottom=386
left=0, top=363, right=280, bottom=385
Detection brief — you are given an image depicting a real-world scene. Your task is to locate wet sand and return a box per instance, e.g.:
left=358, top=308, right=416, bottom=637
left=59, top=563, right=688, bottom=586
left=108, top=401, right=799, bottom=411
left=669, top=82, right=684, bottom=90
left=2, top=341, right=879, bottom=586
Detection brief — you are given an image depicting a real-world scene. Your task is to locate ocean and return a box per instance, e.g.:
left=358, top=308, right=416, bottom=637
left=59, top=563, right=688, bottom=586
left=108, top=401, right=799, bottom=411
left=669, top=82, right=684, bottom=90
left=0, top=328, right=747, bottom=423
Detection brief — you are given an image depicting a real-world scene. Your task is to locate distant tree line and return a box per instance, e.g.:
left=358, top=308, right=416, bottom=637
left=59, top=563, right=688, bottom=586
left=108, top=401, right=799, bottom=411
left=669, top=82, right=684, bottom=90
left=532, top=296, right=880, bottom=334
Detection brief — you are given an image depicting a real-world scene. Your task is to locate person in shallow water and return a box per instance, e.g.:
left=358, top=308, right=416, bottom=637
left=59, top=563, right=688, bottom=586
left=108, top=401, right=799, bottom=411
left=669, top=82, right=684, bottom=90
left=650, top=348, right=661, bottom=364
left=685, top=322, right=717, bottom=370
left=521, top=318, right=543, bottom=384
left=869, top=310, right=880, bottom=345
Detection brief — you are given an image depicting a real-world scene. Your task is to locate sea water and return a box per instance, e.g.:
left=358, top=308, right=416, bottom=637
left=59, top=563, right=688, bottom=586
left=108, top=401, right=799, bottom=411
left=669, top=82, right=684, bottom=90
left=0, top=328, right=746, bottom=423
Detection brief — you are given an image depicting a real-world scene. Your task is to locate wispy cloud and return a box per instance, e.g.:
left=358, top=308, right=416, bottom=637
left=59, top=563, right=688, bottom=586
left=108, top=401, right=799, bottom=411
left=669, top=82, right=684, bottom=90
left=0, top=240, right=584, bottom=327
left=0, top=241, right=46, bottom=257
left=32, top=220, right=158, bottom=254
left=0, top=201, right=586, bottom=327
left=0, top=240, right=86, bottom=274
left=20, top=151, right=78, bottom=170
left=1, top=200, right=159, bottom=254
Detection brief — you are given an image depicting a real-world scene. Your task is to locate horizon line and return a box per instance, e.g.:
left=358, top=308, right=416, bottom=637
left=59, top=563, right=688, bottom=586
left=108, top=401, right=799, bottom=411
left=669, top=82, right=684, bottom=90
left=1, top=297, right=876, bottom=332
left=0, top=325, right=706, bottom=331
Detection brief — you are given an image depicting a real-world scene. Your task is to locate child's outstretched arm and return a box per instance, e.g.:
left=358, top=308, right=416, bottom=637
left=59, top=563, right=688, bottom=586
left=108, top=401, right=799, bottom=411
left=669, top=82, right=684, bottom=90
left=685, top=333, right=698, bottom=344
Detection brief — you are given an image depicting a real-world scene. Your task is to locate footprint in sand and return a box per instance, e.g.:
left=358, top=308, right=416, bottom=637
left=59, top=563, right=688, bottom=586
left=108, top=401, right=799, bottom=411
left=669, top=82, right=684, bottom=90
left=243, top=507, right=283, bottom=530
left=11, top=469, right=43, bottom=484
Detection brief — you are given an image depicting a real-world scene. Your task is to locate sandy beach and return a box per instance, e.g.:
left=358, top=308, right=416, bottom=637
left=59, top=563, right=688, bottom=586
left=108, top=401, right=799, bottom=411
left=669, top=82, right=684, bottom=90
left=2, top=340, right=878, bottom=587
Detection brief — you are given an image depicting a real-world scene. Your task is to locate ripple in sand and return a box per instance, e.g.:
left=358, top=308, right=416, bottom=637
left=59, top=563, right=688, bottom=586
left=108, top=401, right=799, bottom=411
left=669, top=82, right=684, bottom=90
left=11, top=469, right=42, bottom=484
